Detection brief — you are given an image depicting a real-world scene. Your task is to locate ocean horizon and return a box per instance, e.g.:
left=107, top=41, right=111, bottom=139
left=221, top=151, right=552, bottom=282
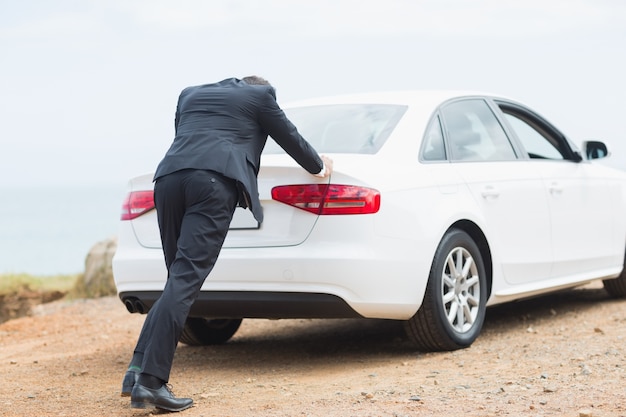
left=0, top=183, right=129, bottom=276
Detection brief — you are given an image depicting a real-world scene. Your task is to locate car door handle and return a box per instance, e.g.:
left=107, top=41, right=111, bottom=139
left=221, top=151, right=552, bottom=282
left=548, top=182, right=563, bottom=194
left=481, top=186, right=500, bottom=199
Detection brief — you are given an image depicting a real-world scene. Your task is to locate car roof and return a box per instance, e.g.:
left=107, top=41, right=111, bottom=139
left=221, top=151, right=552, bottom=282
left=283, top=90, right=515, bottom=108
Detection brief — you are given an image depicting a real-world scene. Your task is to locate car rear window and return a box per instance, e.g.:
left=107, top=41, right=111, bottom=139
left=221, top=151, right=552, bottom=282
left=264, top=104, right=407, bottom=154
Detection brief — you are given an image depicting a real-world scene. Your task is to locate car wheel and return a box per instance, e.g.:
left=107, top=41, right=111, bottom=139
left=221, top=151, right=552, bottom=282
left=179, top=318, right=243, bottom=346
left=602, top=252, right=626, bottom=297
left=405, top=229, right=487, bottom=351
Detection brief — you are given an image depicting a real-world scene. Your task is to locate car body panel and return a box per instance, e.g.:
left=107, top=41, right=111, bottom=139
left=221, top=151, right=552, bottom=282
left=538, top=161, right=620, bottom=277
left=454, top=160, right=553, bottom=285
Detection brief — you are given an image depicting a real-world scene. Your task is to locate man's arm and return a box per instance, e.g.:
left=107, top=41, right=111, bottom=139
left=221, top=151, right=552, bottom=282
left=257, top=90, right=330, bottom=176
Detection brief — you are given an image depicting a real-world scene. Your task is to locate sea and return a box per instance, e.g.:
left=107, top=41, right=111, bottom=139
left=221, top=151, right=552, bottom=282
left=0, top=184, right=129, bottom=276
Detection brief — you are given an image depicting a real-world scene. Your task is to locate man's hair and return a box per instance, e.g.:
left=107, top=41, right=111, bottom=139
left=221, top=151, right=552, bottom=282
left=242, top=75, right=271, bottom=86
left=242, top=75, right=276, bottom=99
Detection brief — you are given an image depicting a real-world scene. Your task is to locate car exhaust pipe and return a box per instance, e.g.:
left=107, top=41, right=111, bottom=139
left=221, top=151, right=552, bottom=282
left=133, top=300, right=147, bottom=314
left=124, top=298, right=137, bottom=313
left=123, top=298, right=148, bottom=314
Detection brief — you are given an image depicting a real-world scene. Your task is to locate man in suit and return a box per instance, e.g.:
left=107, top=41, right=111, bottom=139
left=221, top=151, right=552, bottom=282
left=122, top=76, right=332, bottom=411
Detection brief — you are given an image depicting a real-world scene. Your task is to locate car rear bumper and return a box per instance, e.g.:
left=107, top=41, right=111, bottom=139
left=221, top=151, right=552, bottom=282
left=112, top=226, right=432, bottom=320
left=118, top=290, right=365, bottom=319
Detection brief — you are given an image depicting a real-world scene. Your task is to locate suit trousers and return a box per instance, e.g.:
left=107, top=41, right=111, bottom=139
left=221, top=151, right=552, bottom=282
left=133, top=169, right=238, bottom=382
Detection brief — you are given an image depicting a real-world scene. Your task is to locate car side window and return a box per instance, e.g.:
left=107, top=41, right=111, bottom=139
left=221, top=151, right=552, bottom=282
left=441, top=99, right=517, bottom=162
left=502, top=113, right=565, bottom=160
left=421, top=115, right=447, bottom=161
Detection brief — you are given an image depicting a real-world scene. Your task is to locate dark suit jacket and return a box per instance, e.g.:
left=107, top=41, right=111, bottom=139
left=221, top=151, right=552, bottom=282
left=154, top=78, right=323, bottom=222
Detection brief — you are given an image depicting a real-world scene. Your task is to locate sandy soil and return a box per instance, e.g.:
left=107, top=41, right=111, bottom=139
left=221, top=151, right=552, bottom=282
left=1, top=282, right=626, bottom=417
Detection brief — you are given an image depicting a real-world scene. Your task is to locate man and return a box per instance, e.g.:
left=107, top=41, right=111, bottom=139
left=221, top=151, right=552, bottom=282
left=122, top=76, right=333, bottom=412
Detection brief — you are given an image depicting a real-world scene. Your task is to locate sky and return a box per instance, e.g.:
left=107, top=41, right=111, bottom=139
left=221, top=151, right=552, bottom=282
left=1, top=0, right=625, bottom=188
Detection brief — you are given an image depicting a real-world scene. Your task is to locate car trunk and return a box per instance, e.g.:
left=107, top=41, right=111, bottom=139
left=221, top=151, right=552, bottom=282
left=128, top=155, right=330, bottom=249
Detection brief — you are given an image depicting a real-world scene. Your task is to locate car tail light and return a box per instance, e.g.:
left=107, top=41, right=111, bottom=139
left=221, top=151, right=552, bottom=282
left=120, top=191, right=155, bottom=220
left=271, top=184, right=380, bottom=215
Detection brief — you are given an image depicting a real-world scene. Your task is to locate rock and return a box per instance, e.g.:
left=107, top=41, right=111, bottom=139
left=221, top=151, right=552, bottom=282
left=580, top=364, right=592, bottom=375
left=75, top=236, right=118, bottom=297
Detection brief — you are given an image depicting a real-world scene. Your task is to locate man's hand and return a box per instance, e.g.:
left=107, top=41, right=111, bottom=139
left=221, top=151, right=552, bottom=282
left=320, top=155, right=333, bottom=178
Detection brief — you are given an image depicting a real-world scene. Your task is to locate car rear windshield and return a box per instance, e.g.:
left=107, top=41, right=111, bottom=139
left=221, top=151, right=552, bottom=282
left=264, top=104, right=408, bottom=154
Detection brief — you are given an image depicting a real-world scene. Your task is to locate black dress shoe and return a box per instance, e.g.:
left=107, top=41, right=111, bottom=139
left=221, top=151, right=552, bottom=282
left=121, top=370, right=138, bottom=397
left=130, top=383, right=193, bottom=412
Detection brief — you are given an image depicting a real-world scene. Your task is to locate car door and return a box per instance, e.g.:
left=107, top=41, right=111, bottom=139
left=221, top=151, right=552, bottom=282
left=497, top=102, right=617, bottom=279
left=439, top=98, right=553, bottom=285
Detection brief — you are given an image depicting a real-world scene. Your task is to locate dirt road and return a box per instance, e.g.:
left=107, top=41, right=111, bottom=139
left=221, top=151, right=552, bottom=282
left=2, top=282, right=626, bottom=417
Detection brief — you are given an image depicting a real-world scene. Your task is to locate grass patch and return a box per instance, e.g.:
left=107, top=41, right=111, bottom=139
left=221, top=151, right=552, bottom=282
left=0, top=273, right=79, bottom=296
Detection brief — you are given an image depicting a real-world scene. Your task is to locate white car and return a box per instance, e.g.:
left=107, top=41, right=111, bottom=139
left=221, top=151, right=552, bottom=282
left=112, top=91, right=626, bottom=351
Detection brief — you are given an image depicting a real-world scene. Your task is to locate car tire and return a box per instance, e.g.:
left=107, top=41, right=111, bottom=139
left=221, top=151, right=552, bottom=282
left=179, top=318, right=243, bottom=346
left=404, top=229, right=487, bottom=351
left=602, top=252, right=626, bottom=298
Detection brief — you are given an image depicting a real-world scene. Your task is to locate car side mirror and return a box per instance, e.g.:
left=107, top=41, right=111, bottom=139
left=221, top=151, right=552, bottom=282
left=582, top=140, right=610, bottom=160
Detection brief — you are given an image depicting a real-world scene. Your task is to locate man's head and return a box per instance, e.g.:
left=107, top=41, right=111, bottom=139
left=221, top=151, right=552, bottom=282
left=242, top=75, right=271, bottom=86
left=242, top=75, right=276, bottom=98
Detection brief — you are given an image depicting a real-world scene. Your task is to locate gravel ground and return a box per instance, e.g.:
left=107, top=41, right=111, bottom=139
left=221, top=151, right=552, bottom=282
left=1, top=281, right=626, bottom=417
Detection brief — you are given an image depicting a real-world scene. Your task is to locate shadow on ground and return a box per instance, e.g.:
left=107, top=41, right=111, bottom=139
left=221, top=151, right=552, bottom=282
left=173, top=284, right=618, bottom=370
left=483, top=284, right=614, bottom=333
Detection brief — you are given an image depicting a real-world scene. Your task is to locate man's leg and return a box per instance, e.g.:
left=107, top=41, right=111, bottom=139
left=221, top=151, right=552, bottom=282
left=130, top=170, right=237, bottom=410
left=122, top=171, right=188, bottom=397
left=122, top=171, right=187, bottom=395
